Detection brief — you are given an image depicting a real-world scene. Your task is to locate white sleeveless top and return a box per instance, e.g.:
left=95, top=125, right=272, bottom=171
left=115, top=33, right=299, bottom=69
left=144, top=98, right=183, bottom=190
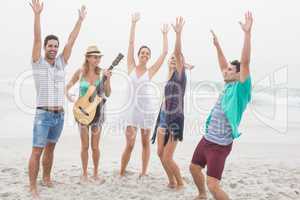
left=125, top=68, right=156, bottom=129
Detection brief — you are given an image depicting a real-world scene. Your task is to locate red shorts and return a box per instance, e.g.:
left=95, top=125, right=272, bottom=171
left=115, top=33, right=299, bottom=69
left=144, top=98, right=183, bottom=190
left=192, top=137, right=232, bottom=180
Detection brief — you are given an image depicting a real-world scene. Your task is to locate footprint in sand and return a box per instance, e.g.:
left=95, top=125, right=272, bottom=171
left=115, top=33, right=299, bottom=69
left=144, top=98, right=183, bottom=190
left=0, top=192, right=11, bottom=198
left=229, top=183, right=237, bottom=189
left=1, top=168, right=18, bottom=174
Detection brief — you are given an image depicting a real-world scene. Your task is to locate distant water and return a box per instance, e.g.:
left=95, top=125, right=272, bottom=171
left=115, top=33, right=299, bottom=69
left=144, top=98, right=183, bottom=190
left=1, top=79, right=300, bottom=115
left=0, top=79, right=300, bottom=142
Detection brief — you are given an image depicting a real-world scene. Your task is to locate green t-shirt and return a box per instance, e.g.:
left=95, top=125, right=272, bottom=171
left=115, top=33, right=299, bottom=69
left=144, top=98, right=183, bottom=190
left=206, top=76, right=252, bottom=139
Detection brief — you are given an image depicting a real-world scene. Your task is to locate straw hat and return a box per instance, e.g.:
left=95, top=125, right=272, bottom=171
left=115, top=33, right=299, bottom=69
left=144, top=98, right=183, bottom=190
left=85, top=45, right=103, bottom=56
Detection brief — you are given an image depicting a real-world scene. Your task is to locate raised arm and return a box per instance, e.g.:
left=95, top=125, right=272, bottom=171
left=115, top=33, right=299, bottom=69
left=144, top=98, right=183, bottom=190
left=62, top=6, right=87, bottom=64
left=239, top=11, right=253, bottom=82
left=65, top=69, right=81, bottom=102
left=172, top=17, right=185, bottom=74
left=148, top=24, right=169, bottom=79
left=127, top=13, right=140, bottom=74
left=30, top=0, right=43, bottom=63
left=210, top=30, right=228, bottom=73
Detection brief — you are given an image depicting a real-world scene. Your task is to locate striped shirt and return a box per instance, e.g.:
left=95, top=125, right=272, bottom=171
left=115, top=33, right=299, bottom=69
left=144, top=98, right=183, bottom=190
left=32, top=54, right=66, bottom=107
left=205, top=95, right=233, bottom=145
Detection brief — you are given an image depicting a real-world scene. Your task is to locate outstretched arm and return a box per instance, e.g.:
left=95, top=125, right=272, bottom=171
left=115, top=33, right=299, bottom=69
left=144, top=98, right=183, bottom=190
left=62, top=6, right=87, bottom=64
left=211, top=30, right=228, bottom=73
left=148, top=24, right=169, bottom=79
left=65, top=69, right=81, bottom=102
left=239, top=11, right=253, bottom=82
left=127, top=12, right=140, bottom=74
left=30, top=0, right=43, bottom=63
left=172, top=17, right=185, bottom=74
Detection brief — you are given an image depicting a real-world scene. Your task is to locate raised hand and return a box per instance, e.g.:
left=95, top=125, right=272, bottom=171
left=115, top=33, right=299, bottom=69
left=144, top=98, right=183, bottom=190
left=239, top=11, right=253, bottom=33
left=172, top=17, right=185, bottom=33
left=161, top=24, right=170, bottom=35
left=131, top=12, right=140, bottom=24
left=210, top=30, right=219, bottom=47
left=184, top=63, right=195, bottom=70
left=66, top=93, right=76, bottom=103
left=29, top=0, right=43, bottom=15
left=78, top=5, right=87, bottom=21
left=104, top=69, right=112, bottom=80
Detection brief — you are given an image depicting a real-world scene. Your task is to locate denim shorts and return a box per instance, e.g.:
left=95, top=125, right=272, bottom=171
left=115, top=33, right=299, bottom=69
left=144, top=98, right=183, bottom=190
left=32, top=109, right=65, bottom=148
left=158, top=111, right=167, bottom=129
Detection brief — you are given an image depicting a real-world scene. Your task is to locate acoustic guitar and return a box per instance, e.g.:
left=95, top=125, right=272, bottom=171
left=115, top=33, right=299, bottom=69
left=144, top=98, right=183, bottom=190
left=73, top=53, right=124, bottom=125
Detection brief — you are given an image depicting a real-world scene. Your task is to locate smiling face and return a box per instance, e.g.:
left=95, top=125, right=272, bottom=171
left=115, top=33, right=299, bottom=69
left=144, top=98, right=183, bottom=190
left=223, top=63, right=240, bottom=82
left=137, top=46, right=151, bottom=65
left=44, top=39, right=59, bottom=61
left=168, top=54, right=177, bottom=69
left=86, top=55, right=102, bottom=67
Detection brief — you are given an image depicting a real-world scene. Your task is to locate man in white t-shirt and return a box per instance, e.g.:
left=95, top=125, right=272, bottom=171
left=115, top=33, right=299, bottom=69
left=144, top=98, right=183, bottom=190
left=28, top=0, right=86, bottom=198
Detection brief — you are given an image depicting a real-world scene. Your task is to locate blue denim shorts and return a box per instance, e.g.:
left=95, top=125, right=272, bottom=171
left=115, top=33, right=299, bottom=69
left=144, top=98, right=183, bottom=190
left=32, top=109, right=65, bottom=148
left=158, top=111, right=167, bottom=129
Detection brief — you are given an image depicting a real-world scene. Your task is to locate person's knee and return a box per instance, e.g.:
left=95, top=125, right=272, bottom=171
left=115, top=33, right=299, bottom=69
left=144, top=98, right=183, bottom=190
left=91, top=144, right=99, bottom=152
left=32, top=147, right=43, bottom=156
left=126, top=141, right=135, bottom=151
left=163, top=153, right=172, bottom=164
left=44, top=143, right=56, bottom=154
left=189, top=163, right=198, bottom=174
left=207, top=178, right=219, bottom=194
left=142, top=139, right=150, bottom=149
left=126, top=126, right=135, bottom=135
left=157, top=149, right=164, bottom=159
left=91, top=127, right=101, bottom=135
left=81, top=143, right=89, bottom=152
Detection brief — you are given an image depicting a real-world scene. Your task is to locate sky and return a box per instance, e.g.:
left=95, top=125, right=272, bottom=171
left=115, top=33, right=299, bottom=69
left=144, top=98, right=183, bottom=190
left=0, top=0, right=299, bottom=88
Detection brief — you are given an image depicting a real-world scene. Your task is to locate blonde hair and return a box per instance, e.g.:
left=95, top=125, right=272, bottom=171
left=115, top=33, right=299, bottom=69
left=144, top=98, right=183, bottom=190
left=81, top=56, right=101, bottom=76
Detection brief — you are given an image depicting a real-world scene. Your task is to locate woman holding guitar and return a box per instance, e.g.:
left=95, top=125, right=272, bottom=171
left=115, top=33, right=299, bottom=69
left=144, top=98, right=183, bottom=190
left=120, top=12, right=169, bottom=177
left=65, top=45, right=111, bottom=183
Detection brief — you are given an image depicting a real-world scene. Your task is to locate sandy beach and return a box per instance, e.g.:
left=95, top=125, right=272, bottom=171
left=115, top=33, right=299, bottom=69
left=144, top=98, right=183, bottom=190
left=1, top=82, right=300, bottom=199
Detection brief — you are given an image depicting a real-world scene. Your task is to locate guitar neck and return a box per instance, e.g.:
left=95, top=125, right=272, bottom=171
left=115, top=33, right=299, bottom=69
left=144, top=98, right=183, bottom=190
left=95, top=53, right=124, bottom=95
left=102, top=64, right=114, bottom=82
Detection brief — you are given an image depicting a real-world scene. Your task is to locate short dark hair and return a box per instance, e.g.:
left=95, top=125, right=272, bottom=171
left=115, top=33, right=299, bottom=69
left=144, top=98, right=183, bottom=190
left=44, top=35, right=59, bottom=47
left=137, top=45, right=151, bottom=56
left=230, top=60, right=240, bottom=72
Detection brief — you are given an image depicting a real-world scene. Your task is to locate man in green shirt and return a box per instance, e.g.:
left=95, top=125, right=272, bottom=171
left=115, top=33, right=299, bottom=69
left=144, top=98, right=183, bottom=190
left=190, top=12, right=253, bottom=200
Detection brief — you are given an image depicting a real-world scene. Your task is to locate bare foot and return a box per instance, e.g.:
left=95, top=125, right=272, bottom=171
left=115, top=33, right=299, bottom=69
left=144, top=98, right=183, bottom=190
left=138, top=173, right=148, bottom=179
left=193, top=194, right=207, bottom=200
left=42, top=178, right=54, bottom=188
left=30, top=188, right=40, bottom=200
left=120, top=170, right=134, bottom=178
left=119, top=170, right=126, bottom=177
left=80, top=175, right=89, bottom=184
left=167, top=182, right=177, bottom=189
left=91, top=175, right=105, bottom=184
left=176, top=183, right=185, bottom=190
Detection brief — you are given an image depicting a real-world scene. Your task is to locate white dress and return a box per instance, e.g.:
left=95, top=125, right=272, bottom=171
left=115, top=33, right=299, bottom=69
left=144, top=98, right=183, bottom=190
left=125, top=68, right=156, bottom=129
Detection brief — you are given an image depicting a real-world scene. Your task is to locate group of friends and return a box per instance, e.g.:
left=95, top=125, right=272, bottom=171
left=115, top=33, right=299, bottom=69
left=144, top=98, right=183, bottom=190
left=28, top=1, right=253, bottom=200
